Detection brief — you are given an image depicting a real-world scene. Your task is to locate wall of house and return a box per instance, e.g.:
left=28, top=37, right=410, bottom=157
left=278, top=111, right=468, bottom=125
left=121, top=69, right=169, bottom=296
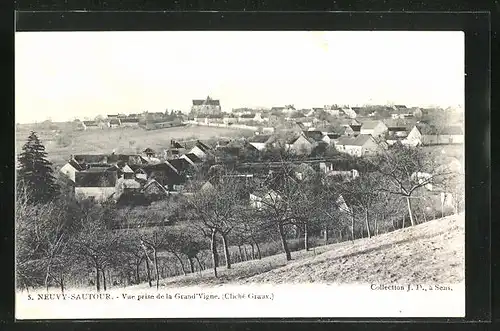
left=60, top=164, right=77, bottom=182
left=135, top=173, right=147, bottom=180
left=336, top=144, right=346, bottom=152
left=362, top=139, right=379, bottom=155
left=192, top=105, right=221, bottom=115
left=179, top=154, right=195, bottom=165
left=403, top=127, right=422, bottom=146
left=249, top=194, right=263, bottom=209
left=250, top=142, right=267, bottom=151
left=360, top=124, right=385, bottom=137
left=121, top=122, right=140, bottom=127
left=344, top=145, right=362, bottom=157
left=75, top=187, right=116, bottom=202
left=190, top=146, right=207, bottom=159
left=289, top=136, right=313, bottom=155
left=374, top=123, right=388, bottom=137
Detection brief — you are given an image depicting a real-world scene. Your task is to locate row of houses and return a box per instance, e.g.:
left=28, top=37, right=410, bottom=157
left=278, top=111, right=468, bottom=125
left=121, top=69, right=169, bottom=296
left=77, top=118, right=140, bottom=130
left=245, top=119, right=463, bottom=158
left=60, top=140, right=211, bottom=202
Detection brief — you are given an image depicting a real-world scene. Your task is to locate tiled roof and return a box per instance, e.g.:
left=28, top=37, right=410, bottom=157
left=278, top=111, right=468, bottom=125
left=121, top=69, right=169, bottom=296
left=249, top=134, right=273, bottom=143
left=167, top=158, right=193, bottom=173
left=195, top=141, right=212, bottom=152
left=350, top=124, right=362, bottom=132
left=387, top=126, right=408, bottom=132
left=192, top=97, right=220, bottom=106
left=82, top=121, right=98, bottom=126
left=140, top=162, right=184, bottom=186
left=120, top=118, right=139, bottom=123
left=171, top=140, right=185, bottom=149
left=73, top=154, right=109, bottom=164
left=303, top=131, right=325, bottom=142
left=68, top=159, right=86, bottom=171
left=75, top=170, right=117, bottom=187
left=361, top=121, right=383, bottom=130
left=350, top=134, right=374, bottom=146
left=285, top=135, right=301, bottom=145
left=335, top=136, right=357, bottom=146
left=327, top=133, right=341, bottom=139
left=183, top=153, right=203, bottom=164
left=142, top=179, right=169, bottom=195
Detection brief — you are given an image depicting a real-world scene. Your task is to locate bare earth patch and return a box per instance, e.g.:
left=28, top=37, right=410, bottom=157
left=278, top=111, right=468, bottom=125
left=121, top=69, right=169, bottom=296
left=127, top=213, right=464, bottom=290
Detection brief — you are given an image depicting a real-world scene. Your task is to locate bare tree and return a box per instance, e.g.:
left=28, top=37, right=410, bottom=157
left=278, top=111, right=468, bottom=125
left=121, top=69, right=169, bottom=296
left=315, top=176, right=352, bottom=244
left=138, top=223, right=171, bottom=290
left=184, top=172, right=247, bottom=276
left=369, top=145, right=454, bottom=226
left=69, top=213, right=124, bottom=292
left=254, top=161, right=310, bottom=261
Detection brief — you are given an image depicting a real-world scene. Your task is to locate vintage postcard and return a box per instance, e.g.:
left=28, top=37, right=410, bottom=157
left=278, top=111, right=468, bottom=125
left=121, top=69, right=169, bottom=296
left=15, top=31, right=465, bottom=319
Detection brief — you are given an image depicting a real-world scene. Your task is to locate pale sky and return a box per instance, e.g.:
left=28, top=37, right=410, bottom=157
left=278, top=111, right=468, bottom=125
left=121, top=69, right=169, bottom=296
left=15, top=31, right=464, bottom=123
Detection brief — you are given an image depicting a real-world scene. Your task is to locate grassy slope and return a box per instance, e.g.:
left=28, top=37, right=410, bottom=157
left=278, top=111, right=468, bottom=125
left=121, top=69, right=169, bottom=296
left=16, top=124, right=253, bottom=167
left=127, top=213, right=464, bottom=289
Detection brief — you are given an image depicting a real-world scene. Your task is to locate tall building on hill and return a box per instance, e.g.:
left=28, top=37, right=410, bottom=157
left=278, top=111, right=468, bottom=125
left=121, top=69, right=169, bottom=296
left=191, top=96, right=221, bottom=116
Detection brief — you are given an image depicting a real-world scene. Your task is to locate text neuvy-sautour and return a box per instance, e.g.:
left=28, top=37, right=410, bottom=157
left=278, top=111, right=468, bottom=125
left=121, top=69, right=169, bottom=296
left=32, top=292, right=274, bottom=301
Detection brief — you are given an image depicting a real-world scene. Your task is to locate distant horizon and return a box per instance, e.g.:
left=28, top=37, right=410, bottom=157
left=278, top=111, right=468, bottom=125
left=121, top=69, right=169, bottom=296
left=15, top=101, right=464, bottom=125
left=16, top=31, right=464, bottom=124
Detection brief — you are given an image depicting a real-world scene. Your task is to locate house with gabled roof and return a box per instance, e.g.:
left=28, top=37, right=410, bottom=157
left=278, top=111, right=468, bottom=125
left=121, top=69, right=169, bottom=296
left=360, top=120, right=388, bottom=137
left=401, top=125, right=423, bottom=147
left=341, top=108, right=357, bottom=119
left=284, top=133, right=314, bottom=155
left=191, top=96, right=222, bottom=115
left=249, top=188, right=281, bottom=209
left=120, top=117, right=140, bottom=127
left=387, top=125, right=409, bottom=138
left=115, top=176, right=142, bottom=199
left=180, top=153, right=203, bottom=166
left=74, top=170, right=118, bottom=202
left=60, top=159, right=87, bottom=182
left=164, top=140, right=186, bottom=159
left=140, top=162, right=185, bottom=191
left=167, top=158, right=193, bottom=174
left=82, top=120, right=100, bottom=130
left=189, top=140, right=213, bottom=160
left=109, top=118, right=121, bottom=128
left=248, top=134, right=275, bottom=151
left=303, top=130, right=331, bottom=145
left=143, top=148, right=156, bottom=158
left=141, top=179, right=169, bottom=201
left=108, top=162, right=135, bottom=180
left=334, top=134, right=381, bottom=157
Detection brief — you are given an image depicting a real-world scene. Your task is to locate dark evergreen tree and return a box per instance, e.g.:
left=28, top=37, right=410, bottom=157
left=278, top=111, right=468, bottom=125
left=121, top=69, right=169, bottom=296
left=17, top=131, right=60, bottom=204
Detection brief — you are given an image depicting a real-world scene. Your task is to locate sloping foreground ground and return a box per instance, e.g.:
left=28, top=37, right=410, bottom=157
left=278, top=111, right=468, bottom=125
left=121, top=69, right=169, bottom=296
left=129, top=213, right=464, bottom=289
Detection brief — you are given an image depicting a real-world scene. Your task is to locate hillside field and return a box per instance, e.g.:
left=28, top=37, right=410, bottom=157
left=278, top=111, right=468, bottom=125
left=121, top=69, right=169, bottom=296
left=126, top=213, right=464, bottom=289
left=15, top=124, right=254, bottom=167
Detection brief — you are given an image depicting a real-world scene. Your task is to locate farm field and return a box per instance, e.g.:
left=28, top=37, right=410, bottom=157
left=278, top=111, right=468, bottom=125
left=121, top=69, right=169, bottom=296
left=126, top=213, right=464, bottom=289
left=15, top=124, right=254, bottom=167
